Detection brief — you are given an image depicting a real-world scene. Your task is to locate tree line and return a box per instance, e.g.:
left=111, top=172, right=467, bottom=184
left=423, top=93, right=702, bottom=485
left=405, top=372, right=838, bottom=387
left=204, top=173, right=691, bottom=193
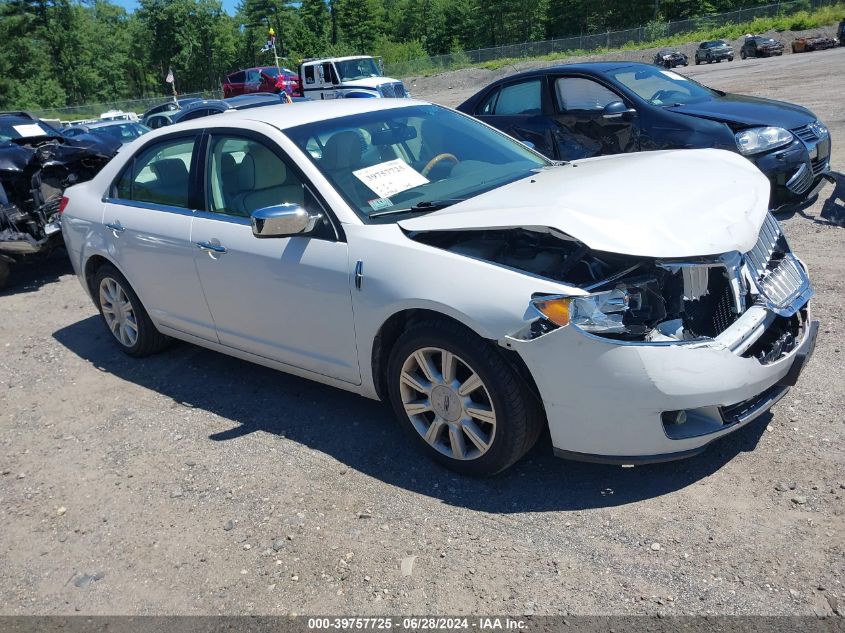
left=0, top=0, right=791, bottom=109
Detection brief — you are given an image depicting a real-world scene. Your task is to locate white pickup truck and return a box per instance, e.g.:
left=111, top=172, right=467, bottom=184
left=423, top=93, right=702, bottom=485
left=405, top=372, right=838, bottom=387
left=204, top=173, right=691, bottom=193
left=299, top=56, right=409, bottom=100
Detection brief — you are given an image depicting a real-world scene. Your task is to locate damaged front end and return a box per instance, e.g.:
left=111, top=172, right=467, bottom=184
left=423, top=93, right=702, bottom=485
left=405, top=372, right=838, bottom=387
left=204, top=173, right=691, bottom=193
left=0, top=116, right=119, bottom=286
left=410, top=212, right=812, bottom=367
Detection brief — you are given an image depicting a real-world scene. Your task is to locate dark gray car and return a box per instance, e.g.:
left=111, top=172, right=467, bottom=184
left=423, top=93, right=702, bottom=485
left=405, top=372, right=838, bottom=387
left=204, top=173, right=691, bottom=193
left=694, top=40, right=734, bottom=64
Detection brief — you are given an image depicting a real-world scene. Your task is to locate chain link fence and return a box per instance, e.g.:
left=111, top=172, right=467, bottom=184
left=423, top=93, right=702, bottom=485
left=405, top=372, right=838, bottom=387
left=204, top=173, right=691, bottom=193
left=31, top=90, right=224, bottom=124
left=385, top=0, right=840, bottom=76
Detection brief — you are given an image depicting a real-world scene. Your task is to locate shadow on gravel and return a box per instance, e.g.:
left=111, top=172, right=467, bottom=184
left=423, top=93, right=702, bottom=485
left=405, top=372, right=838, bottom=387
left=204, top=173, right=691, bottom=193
left=0, top=248, right=73, bottom=296
left=816, top=171, right=845, bottom=226
left=55, top=315, right=771, bottom=513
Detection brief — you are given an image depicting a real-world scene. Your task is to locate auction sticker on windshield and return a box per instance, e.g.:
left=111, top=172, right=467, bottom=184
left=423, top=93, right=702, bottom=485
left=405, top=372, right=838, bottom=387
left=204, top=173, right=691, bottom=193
left=660, top=70, right=687, bottom=81
left=353, top=159, right=429, bottom=198
left=13, top=124, right=48, bottom=137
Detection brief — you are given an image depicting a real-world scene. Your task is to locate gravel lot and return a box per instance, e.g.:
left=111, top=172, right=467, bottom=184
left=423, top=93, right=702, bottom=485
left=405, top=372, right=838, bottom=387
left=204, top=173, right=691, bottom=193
left=1, top=48, right=843, bottom=617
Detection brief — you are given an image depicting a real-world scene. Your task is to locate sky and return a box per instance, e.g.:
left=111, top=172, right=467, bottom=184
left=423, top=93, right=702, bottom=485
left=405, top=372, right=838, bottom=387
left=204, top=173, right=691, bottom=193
left=109, top=0, right=241, bottom=15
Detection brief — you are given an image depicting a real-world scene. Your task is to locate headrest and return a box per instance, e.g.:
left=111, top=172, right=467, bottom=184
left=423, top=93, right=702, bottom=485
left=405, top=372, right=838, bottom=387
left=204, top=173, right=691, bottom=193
left=151, top=158, right=189, bottom=188
left=321, top=131, right=363, bottom=171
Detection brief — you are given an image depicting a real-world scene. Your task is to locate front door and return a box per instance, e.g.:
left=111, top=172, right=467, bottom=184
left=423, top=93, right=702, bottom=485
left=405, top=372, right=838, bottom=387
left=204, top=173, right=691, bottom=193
left=103, top=133, right=218, bottom=341
left=550, top=75, right=639, bottom=159
left=190, top=132, right=360, bottom=383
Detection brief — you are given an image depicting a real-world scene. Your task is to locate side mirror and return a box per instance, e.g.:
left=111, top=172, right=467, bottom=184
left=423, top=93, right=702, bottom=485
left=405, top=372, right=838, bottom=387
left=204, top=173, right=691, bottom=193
left=251, top=204, right=321, bottom=238
left=602, top=101, right=637, bottom=119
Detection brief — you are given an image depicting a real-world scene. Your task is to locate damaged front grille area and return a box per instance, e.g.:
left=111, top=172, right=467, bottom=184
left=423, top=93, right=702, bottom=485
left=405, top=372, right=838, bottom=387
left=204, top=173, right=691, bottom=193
left=411, top=214, right=810, bottom=353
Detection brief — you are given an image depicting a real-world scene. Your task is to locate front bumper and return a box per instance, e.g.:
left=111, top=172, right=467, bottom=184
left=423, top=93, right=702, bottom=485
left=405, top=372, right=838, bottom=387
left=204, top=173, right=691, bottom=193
left=509, top=303, right=817, bottom=463
left=750, top=127, right=831, bottom=205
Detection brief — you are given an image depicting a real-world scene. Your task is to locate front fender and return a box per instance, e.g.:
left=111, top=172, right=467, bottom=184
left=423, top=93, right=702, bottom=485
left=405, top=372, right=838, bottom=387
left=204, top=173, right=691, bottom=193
left=345, top=223, right=574, bottom=398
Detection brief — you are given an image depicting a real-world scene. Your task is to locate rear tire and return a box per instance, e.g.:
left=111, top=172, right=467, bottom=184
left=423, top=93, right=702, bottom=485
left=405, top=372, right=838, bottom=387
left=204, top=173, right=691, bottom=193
left=93, top=264, right=169, bottom=357
left=386, top=320, right=542, bottom=476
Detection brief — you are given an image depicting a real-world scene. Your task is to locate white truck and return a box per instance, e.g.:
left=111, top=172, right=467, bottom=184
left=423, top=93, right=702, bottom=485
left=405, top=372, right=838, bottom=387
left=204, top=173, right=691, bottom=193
left=299, top=56, right=409, bottom=100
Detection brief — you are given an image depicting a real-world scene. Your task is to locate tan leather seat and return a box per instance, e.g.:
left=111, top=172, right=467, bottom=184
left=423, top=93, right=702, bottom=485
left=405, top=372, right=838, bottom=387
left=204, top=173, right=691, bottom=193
left=230, top=144, right=304, bottom=216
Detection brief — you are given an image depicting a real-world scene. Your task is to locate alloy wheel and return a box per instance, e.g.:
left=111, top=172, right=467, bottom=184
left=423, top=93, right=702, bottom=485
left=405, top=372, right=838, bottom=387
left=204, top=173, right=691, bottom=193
left=99, top=277, right=139, bottom=348
left=399, top=346, right=496, bottom=461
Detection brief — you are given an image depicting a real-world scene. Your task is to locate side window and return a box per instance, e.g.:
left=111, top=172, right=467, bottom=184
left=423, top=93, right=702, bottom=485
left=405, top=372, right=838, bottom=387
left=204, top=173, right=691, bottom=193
left=476, top=88, right=500, bottom=115
left=114, top=137, right=195, bottom=208
left=304, top=65, right=315, bottom=84
left=179, top=108, right=218, bottom=122
left=206, top=136, right=316, bottom=219
left=555, top=77, right=620, bottom=111
left=493, top=80, right=542, bottom=115
left=246, top=69, right=260, bottom=84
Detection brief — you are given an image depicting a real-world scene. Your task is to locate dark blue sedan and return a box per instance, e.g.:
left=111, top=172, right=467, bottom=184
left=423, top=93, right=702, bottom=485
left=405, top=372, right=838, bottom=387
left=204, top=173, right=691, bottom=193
left=457, top=62, right=832, bottom=207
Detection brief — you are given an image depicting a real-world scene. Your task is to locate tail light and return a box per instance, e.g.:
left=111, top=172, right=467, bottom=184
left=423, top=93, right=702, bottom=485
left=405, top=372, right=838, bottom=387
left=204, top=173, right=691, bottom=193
left=59, top=196, right=69, bottom=214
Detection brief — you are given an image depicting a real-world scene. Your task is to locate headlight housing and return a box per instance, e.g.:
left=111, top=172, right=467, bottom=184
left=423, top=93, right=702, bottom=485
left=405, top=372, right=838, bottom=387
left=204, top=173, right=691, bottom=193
left=532, top=288, right=643, bottom=334
left=735, top=126, right=793, bottom=155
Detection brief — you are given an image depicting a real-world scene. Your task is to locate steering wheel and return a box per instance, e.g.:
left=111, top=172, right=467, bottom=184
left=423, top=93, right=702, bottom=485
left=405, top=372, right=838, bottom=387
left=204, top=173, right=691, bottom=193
left=421, top=153, right=458, bottom=178
left=652, top=89, right=687, bottom=104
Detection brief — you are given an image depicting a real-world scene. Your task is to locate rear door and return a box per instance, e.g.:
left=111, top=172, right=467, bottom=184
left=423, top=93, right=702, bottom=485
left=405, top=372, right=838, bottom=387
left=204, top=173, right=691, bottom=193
left=472, top=78, right=558, bottom=158
left=244, top=69, right=262, bottom=94
left=549, top=74, right=639, bottom=159
left=102, top=132, right=217, bottom=341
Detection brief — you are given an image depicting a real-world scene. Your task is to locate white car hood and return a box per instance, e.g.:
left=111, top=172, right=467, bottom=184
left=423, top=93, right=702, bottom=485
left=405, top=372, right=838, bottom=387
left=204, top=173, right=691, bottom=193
left=399, top=149, right=770, bottom=258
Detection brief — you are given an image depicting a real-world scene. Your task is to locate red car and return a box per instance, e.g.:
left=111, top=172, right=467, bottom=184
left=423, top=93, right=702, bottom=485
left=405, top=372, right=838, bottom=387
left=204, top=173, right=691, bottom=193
left=222, top=66, right=302, bottom=98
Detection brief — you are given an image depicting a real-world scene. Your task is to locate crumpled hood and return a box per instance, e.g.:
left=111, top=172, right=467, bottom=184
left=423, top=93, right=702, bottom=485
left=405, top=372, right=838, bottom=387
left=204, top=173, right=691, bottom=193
left=399, top=149, right=770, bottom=258
left=666, top=92, right=815, bottom=128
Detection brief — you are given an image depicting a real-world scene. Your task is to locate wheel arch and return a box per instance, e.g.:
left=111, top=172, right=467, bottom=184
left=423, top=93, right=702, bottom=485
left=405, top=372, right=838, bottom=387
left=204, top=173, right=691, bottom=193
left=369, top=307, right=544, bottom=413
left=82, top=253, right=131, bottom=302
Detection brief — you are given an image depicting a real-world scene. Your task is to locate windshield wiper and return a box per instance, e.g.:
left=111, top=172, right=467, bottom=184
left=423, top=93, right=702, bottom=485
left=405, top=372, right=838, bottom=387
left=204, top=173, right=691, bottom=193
left=369, top=198, right=465, bottom=218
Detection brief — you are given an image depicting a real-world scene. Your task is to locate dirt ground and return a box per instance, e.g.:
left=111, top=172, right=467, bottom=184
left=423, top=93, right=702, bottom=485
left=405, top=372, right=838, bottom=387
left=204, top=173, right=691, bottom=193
left=1, top=48, right=843, bottom=617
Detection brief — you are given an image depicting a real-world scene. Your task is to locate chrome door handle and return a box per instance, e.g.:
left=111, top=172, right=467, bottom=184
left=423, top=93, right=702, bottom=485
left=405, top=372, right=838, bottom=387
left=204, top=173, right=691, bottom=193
left=105, top=221, right=125, bottom=235
left=195, top=241, right=227, bottom=254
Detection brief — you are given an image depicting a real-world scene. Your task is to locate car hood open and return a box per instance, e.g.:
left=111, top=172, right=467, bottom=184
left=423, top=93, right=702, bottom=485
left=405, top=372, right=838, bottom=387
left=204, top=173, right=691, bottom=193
left=398, top=149, right=770, bottom=259
left=667, top=92, right=815, bottom=128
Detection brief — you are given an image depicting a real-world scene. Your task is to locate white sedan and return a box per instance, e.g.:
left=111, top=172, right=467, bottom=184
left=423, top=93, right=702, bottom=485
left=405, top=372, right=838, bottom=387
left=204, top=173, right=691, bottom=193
left=60, top=99, right=817, bottom=475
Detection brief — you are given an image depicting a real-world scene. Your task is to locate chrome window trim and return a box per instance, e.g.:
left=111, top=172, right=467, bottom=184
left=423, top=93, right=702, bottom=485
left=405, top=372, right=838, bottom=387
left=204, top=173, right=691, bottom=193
left=102, top=197, right=196, bottom=218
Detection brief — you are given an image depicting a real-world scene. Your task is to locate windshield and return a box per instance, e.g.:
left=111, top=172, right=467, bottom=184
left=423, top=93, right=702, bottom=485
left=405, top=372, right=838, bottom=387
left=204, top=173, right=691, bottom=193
left=284, top=104, right=549, bottom=221
left=334, top=58, right=381, bottom=82
left=92, top=123, right=150, bottom=143
left=608, top=65, right=718, bottom=106
left=0, top=118, right=59, bottom=143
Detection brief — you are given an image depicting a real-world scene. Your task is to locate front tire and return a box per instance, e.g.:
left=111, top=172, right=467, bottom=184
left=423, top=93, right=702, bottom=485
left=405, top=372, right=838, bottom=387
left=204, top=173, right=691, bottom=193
left=386, top=321, right=541, bottom=476
left=93, top=264, right=168, bottom=357
left=0, top=259, right=10, bottom=289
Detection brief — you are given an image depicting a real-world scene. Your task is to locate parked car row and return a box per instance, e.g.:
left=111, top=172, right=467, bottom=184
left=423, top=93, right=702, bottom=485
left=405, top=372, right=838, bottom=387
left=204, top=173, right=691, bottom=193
left=457, top=62, right=832, bottom=208
left=223, top=57, right=410, bottom=102
left=60, top=96, right=820, bottom=474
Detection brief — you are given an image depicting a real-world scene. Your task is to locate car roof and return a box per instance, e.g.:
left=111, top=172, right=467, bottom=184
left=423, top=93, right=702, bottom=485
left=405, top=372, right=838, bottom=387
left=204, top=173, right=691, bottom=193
left=304, top=56, right=375, bottom=64
left=479, top=61, right=656, bottom=84
left=224, top=93, right=283, bottom=107
left=146, top=99, right=426, bottom=136
left=77, top=120, right=142, bottom=129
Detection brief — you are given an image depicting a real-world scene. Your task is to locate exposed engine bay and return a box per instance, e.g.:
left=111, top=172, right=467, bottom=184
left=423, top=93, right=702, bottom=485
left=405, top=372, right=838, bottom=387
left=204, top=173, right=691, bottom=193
left=409, top=221, right=808, bottom=365
left=0, top=115, right=119, bottom=286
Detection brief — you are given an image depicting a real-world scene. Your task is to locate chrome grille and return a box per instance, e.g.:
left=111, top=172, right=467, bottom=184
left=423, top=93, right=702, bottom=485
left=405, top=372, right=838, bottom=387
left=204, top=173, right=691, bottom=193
left=792, top=124, right=819, bottom=142
left=811, top=157, right=828, bottom=176
left=786, top=163, right=813, bottom=194
left=744, top=212, right=780, bottom=278
left=758, top=254, right=811, bottom=314
left=742, top=214, right=812, bottom=317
